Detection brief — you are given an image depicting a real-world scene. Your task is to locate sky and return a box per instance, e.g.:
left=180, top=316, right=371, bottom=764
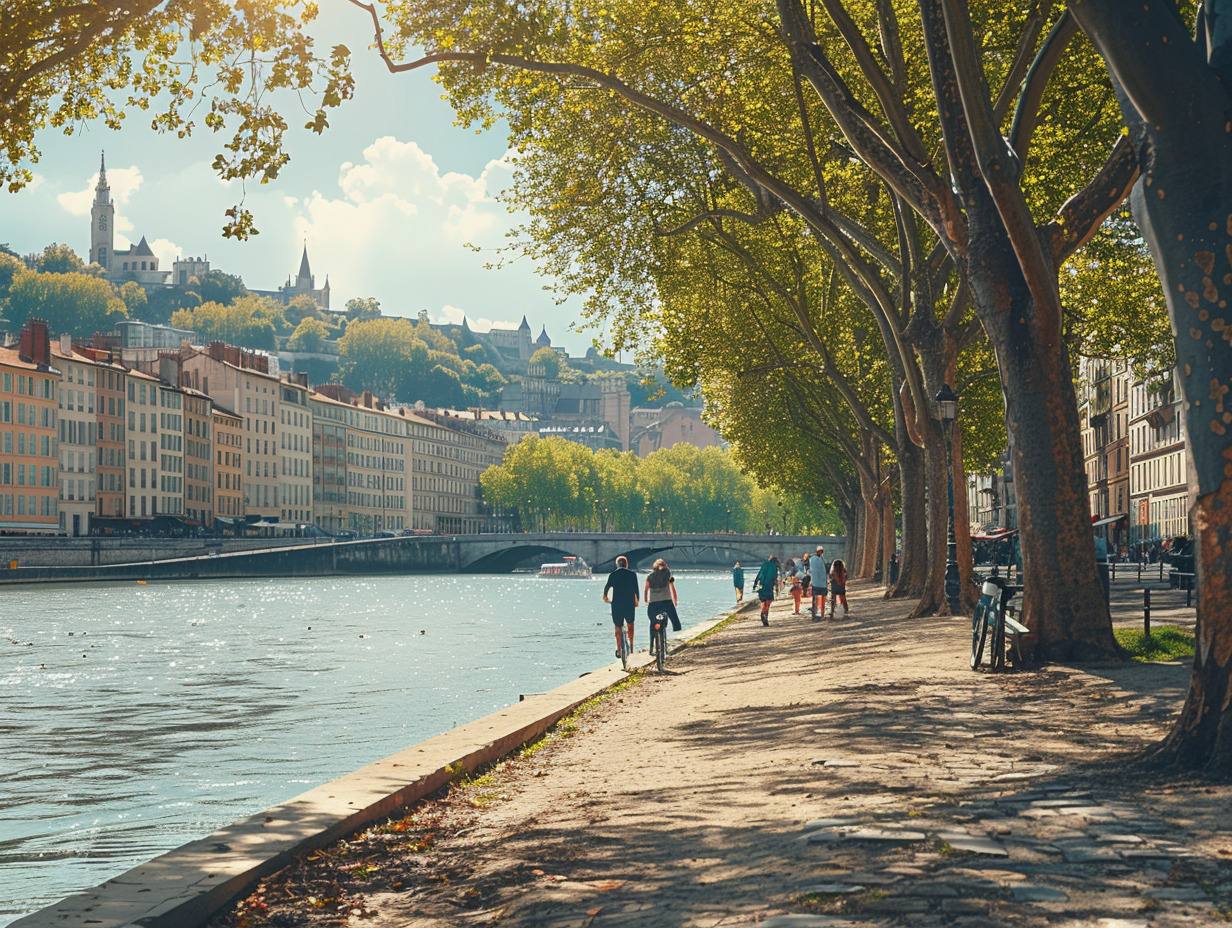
left=0, top=4, right=595, bottom=355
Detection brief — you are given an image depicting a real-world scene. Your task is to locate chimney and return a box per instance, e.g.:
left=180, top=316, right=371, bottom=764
left=361, top=391, right=374, bottom=409
left=60, top=333, right=73, bottom=356
left=19, top=319, right=51, bottom=367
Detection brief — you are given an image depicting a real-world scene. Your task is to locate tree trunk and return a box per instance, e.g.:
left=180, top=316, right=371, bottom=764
left=857, top=462, right=879, bottom=578
left=892, top=432, right=929, bottom=598
left=881, top=469, right=896, bottom=588
left=970, top=251, right=1118, bottom=660
left=911, top=422, right=952, bottom=617
left=952, top=422, right=977, bottom=611
left=1070, top=0, right=1232, bottom=766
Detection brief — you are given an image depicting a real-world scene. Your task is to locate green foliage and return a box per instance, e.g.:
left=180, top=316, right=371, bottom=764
left=118, top=280, right=148, bottom=316
left=337, top=317, right=502, bottom=407
left=171, top=295, right=279, bottom=351
left=6, top=270, right=127, bottom=334
left=345, top=296, right=382, bottom=322
left=1114, top=625, right=1195, bottom=662
left=187, top=270, right=247, bottom=307
left=480, top=435, right=836, bottom=533
left=529, top=345, right=565, bottom=379
left=1, top=0, right=353, bottom=236
left=288, top=317, right=329, bottom=353
left=0, top=252, right=24, bottom=301
left=34, top=243, right=85, bottom=275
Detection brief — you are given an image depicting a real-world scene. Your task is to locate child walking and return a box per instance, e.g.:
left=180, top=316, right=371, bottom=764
left=828, top=558, right=849, bottom=618
left=790, top=573, right=803, bottom=614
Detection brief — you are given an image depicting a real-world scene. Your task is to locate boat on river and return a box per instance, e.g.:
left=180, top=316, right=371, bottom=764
left=539, top=556, right=592, bottom=577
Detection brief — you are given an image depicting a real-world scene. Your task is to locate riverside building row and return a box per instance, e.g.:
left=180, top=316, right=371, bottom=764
left=0, top=321, right=507, bottom=536
left=968, top=360, right=1195, bottom=558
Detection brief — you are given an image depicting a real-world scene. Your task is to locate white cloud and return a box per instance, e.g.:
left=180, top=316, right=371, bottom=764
left=57, top=165, right=144, bottom=216
left=434, top=303, right=520, bottom=333
left=149, top=237, right=183, bottom=270
left=285, top=137, right=530, bottom=317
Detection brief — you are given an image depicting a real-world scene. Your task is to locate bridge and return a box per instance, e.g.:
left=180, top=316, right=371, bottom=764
left=453, top=532, right=846, bottom=573
left=0, top=532, right=847, bottom=584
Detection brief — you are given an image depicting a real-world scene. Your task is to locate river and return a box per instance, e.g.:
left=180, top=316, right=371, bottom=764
left=0, top=569, right=738, bottom=925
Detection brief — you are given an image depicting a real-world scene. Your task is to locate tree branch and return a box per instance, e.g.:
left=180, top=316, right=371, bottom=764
left=1048, top=133, right=1139, bottom=264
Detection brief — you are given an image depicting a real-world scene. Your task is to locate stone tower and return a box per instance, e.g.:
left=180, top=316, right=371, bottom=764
left=90, top=152, right=115, bottom=272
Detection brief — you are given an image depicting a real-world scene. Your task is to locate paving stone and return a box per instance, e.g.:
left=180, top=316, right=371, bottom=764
left=1009, top=884, right=1070, bottom=902
left=941, top=899, right=994, bottom=915
left=1120, top=848, right=1177, bottom=861
left=805, top=830, right=842, bottom=845
left=899, top=881, right=961, bottom=898
left=1150, top=887, right=1209, bottom=901
left=796, top=884, right=865, bottom=896
left=843, top=828, right=927, bottom=843
left=862, top=896, right=932, bottom=913
left=820, top=760, right=860, bottom=768
left=760, top=916, right=859, bottom=927
left=1092, top=920, right=1150, bottom=928
left=1029, top=798, right=1096, bottom=809
left=937, top=830, right=1009, bottom=857
left=1060, top=846, right=1122, bottom=863
left=1095, top=834, right=1145, bottom=845
left=801, top=818, right=858, bottom=832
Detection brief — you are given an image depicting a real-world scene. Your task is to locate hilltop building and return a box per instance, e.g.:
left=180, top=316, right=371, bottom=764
left=89, top=153, right=169, bottom=285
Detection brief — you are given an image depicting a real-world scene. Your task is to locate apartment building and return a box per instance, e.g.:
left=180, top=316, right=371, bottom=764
left=309, top=386, right=410, bottom=534
left=181, top=388, right=213, bottom=528
left=182, top=343, right=281, bottom=519
left=277, top=374, right=313, bottom=524
left=1129, top=372, right=1189, bottom=549
left=213, top=407, right=244, bottom=524
left=407, top=409, right=506, bottom=534
left=0, top=322, right=61, bottom=533
left=73, top=345, right=128, bottom=520
left=53, top=338, right=97, bottom=535
left=1078, top=358, right=1132, bottom=551
left=310, top=391, right=348, bottom=535
left=126, top=368, right=162, bottom=519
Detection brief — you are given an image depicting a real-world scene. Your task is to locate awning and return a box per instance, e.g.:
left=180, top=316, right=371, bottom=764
left=1092, top=514, right=1126, bottom=528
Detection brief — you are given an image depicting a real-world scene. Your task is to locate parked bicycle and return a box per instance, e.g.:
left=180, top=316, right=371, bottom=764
left=970, top=574, right=1027, bottom=672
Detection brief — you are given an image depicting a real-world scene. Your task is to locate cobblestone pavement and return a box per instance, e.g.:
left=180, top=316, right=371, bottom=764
left=212, top=582, right=1231, bottom=928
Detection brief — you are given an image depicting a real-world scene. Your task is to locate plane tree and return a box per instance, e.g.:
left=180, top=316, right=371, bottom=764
left=1065, top=0, right=1232, bottom=770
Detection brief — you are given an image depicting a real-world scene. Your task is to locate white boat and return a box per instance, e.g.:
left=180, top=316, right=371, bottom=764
left=539, top=556, right=592, bottom=577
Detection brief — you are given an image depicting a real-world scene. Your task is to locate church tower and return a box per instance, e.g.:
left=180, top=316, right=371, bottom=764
left=90, top=152, right=115, bottom=272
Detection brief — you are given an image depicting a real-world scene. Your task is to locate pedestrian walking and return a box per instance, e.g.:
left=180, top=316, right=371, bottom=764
left=755, top=555, right=778, bottom=626
left=828, top=558, right=848, bottom=618
left=811, top=545, right=828, bottom=621
left=732, top=561, right=745, bottom=603
left=801, top=556, right=812, bottom=598
left=790, top=572, right=803, bottom=614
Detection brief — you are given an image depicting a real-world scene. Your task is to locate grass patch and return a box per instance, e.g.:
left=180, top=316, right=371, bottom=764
left=1115, top=625, right=1195, bottom=662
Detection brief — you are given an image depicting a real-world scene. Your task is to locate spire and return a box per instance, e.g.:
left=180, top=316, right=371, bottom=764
left=298, top=243, right=312, bottom=281
left=97, top=151, right=108, bottom=189
left=518, top=315, right=531, bottom=331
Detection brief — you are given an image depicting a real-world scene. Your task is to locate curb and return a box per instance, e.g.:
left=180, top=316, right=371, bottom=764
left=13, top=608, right=748, bottom=928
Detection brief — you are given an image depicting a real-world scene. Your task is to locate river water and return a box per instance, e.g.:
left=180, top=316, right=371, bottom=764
left=0, top=570, right=737, bottom=925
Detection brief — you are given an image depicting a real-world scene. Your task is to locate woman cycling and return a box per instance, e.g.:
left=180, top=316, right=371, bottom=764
left=643, top=559, right=681, bottom=646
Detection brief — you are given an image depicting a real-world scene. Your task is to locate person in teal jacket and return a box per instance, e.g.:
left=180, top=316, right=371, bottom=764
left=754, top=555, right=778, bottom=626
left=732, top=562, right=745, bottom=603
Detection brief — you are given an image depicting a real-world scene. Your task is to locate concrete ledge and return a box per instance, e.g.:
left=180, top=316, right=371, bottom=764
left=14, top=611, right=743, bottom=928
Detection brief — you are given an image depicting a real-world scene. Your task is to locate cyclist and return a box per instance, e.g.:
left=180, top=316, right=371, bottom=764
left=602, top=555, right=639, bottom=660
left=644, top=559, right=680, bottom=652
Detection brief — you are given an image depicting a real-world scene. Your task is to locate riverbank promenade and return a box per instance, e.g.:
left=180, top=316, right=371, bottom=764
left=208, top=581, right=1228, bottom=928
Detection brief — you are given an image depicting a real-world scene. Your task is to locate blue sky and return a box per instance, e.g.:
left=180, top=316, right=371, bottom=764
left=0, top=4, right=594, bottom=355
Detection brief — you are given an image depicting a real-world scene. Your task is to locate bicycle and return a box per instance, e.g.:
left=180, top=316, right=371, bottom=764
left=649, top=606, right=670, bottom=673
left=618, top=629, right=632, bottom=671
left=970, top=574, right=1026, bottom=672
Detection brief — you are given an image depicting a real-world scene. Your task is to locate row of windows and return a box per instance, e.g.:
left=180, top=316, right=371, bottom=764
left=0, top=493, right=56, bottom=517
left=1, top=373, right=55, bottom=400
left=0, top=463, right=55, bottom=486
left=0, top=402, right=56, bottom=428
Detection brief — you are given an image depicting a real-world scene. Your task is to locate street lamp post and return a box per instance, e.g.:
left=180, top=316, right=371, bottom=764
left=659, top=506, right=665, bottom=533
left=936, top=384, right=961, bottom=614
left=726, top=508, right=731, bottom=533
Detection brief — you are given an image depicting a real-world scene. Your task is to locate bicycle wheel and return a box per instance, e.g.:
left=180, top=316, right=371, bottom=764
left=655, top=622, right=667, bottom=673
left=970, top=602, right=990, bottom=670
left=620, top=633, right=630, bottom=671
left=990, top=612, right=1006, bottom=672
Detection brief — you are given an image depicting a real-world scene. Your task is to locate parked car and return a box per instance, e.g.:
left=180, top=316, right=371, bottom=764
left=374, top=530, right=397, bottom=538
left=334, top=530, right=358, bottom=540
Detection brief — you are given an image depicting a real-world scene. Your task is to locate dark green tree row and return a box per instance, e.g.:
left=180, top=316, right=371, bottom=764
left=480, top=435, right=840, bottom=535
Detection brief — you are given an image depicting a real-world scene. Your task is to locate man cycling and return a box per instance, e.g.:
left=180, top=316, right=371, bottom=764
left=602, top=555, right=639, bottom=663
